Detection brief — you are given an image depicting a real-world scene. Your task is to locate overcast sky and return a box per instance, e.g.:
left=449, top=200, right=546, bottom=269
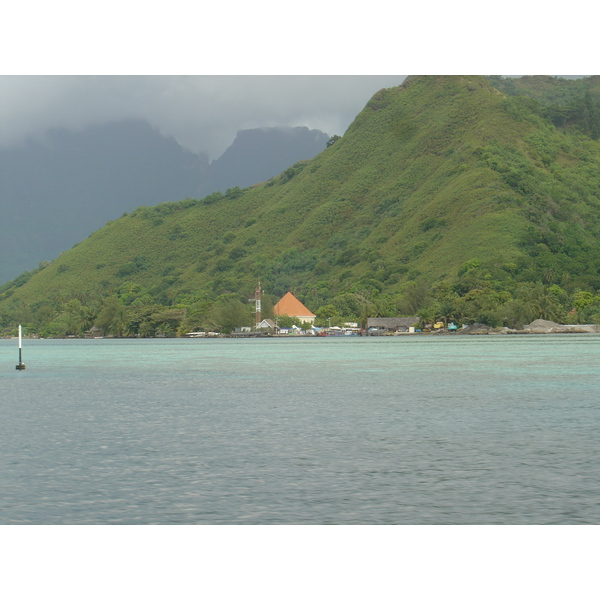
left=3, top=74, right=594, bottom=161
left=4, top=4, right=596, bottom=162
left=0, top=76, right=405, bottom=160
left=3, top=2, right=596, bottom=163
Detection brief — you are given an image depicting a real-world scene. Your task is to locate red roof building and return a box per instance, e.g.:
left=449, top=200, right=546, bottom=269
left=273, top=292, right=316, bottom=324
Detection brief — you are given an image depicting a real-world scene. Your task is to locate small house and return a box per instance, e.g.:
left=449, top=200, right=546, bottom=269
left=84, top=326, right=104, bottom=338
left=366, top=317, right=418, bottom=333
left=256, top=318, right=277, bottom=331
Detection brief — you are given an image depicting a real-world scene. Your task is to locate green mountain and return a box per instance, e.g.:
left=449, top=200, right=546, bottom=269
left=0, top=121, right=329, bottom=284
left=3, top=75, right=600, bottom=337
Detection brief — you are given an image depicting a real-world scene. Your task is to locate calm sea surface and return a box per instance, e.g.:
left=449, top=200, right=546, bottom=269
left=1, top=335, right=599, bottom=524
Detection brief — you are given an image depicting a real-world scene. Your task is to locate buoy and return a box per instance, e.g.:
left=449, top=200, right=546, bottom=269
left=15, top=324, right=25, bottom=370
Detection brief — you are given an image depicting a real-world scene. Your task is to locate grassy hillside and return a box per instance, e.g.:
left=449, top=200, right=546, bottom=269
left=3, top=75, right=600, bottom=336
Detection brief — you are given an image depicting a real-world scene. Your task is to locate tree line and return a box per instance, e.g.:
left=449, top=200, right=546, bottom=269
left=3, top=268, right=600, bottom=338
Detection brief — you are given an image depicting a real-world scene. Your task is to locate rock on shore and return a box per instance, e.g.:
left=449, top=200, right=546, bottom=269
left=522, top=319, right=600, bottom=334
left=457, top=323, right=492, bottom=335
left=457, top=319, right=600, bottom=335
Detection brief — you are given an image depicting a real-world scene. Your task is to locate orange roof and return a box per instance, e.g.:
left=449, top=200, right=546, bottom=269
left=273, top=292, right=316, bottom=317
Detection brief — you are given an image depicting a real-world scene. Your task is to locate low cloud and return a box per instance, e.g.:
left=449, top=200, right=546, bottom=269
left=0, top=75, right=405, bottom=159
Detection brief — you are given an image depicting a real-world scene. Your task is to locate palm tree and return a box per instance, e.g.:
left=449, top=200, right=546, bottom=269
left=109, top=306, right=131, bottom=337
left=528, top=283, right=562, bottom=321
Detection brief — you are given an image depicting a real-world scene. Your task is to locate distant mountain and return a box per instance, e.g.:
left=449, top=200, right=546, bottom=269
left=0, top=120, right=207, bottom=283
left=0, top=121, right=329, bottom=283
left=198, top=126, right=330, bottom=196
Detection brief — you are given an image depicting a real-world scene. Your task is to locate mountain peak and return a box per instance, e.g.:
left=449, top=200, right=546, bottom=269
left=198, top=126, right=329, bottom=195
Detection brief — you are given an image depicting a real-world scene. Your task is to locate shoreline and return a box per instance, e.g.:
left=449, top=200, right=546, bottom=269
left=3, top=330, right=600, bottom=341
left=3, top=319, right=599, bottom=340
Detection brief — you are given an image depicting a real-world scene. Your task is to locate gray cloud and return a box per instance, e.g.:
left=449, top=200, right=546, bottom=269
left=0, top=75, right=405, bottom=160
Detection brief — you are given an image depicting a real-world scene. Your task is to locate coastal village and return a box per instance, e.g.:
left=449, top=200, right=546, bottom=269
left=184, top=290, right=600, bottom=338
left=6, top=288, right=598, bottom=341
left=183, top=290, right=423, bottom=338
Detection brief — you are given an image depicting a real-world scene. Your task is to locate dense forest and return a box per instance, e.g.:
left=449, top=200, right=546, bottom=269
left=2, top=75, right=600, bottom=337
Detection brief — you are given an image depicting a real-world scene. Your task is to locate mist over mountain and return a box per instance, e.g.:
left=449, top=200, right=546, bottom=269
left=0, top=120, right=206, bottom=283
left=198, top=126, right=330, bottom=196
left=0, top=121, right=329, bottom=283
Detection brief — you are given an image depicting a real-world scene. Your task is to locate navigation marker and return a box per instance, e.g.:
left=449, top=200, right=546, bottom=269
left=16, top=324, right=25, bottom=370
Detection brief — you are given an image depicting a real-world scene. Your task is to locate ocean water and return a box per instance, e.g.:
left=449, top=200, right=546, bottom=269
left=1, top=335, right=599, bottom=524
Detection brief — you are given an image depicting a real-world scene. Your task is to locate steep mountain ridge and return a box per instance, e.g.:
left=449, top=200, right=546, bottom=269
left=0, top=122, right=329, bottom=283
left=3, top=75, right=600, bottom=335
left=197, top=126, right=330, bottom=197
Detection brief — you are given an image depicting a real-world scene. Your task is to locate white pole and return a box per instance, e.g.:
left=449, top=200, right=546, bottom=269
left=16, top=324, right=25, bottom=369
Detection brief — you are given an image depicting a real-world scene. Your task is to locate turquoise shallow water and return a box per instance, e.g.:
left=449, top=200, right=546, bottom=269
left=1, top=335, right=599, bottom=524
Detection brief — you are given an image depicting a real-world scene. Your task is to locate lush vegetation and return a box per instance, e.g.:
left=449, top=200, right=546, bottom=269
left=2, top=75, right=600, bottom=337
left=486, top=75, right=600, bottom=139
